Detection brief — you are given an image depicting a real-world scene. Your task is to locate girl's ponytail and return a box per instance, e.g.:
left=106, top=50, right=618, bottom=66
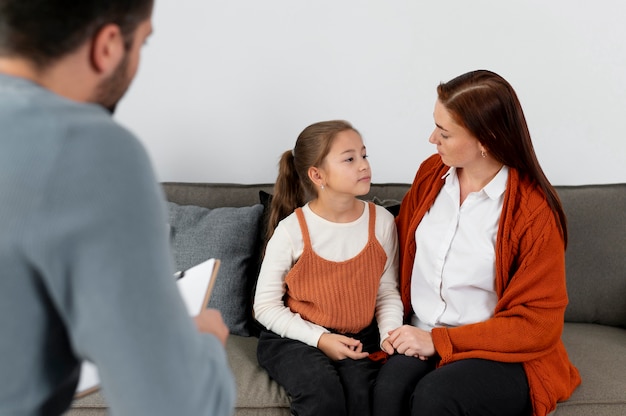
left=266, top=150, right=305, bottom=243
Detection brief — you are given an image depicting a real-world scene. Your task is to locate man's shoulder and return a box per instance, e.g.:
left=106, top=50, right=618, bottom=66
left=40, top=99, right=146, bottom=169
left=1, top=79, right=155, bottom=212
left=1, top=74, right=135, bottom=146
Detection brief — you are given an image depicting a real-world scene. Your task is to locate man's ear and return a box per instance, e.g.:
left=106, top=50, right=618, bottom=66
left=90, top=24, right=125, bottom=75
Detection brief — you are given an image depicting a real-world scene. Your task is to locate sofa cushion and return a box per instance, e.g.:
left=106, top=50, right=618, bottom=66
left=167, top=202, right=264, bottom=336
left=556, top=184, right=626, bottom=327
left=555, top=323, right=626, bottom=415
left=258, top=190, right=401, bottom=220
left=227, top=335, right=290, bottom=414
left=369, top=196, right=401, bottom=217
left=70, top=335, right=293, bottom=416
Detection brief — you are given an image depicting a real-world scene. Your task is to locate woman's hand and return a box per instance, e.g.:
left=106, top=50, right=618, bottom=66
left=317, top=333, right=370, bottom=361
left=387, top=325, right=435, bottom=360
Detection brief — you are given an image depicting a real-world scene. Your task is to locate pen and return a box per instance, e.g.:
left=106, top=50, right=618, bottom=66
left=174, top=270, right=185, bottom=280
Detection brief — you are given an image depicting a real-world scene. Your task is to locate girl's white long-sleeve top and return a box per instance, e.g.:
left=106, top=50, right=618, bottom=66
left=253, top=201, right=403, bottom=348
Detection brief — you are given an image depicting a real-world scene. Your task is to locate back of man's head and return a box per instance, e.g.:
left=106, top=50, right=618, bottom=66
left=0, top=0, right=153, bottom=69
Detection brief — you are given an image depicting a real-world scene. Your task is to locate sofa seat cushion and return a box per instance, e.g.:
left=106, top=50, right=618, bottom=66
left=68, top=336, right=291, bottom=416
left=68, top=389, right=107, bottom=415
left=227, top=335, right=290, bottom=415
left=554, top=323, right=626, bottom=415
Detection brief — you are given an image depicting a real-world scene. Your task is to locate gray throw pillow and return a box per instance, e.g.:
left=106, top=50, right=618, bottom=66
left=167, top=202, right=264, bottom=336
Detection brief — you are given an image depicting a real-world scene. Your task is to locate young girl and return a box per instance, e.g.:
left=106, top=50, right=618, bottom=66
left=253, top=120, right=403, bottom=416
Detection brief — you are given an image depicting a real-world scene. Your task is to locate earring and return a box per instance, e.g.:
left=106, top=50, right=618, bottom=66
left=320, top=184, right=325, bottom=190
left=481, top=150, right=486, bottom=158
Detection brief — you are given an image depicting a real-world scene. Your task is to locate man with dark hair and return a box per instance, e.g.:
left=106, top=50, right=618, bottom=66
left=0, top=1, right=236, bottom=415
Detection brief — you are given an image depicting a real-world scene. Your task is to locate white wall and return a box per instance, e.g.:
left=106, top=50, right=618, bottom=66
left=116, top=0, right=626, bottom=185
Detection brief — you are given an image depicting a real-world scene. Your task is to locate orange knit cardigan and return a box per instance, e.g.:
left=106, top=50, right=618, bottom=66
left=395, top=154, right=581, bottom=416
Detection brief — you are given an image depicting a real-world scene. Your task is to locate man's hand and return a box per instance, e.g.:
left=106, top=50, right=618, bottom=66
left=317, top=333, right=370, bottom=361
left=193, top=308, right=229, bottom=347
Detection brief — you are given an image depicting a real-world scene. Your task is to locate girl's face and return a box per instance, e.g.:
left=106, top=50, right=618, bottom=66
left=317, top=129, right=371, bottom=197
left=429, top=100, right=483, bottom=168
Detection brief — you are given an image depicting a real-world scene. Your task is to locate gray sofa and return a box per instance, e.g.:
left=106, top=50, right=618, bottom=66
left=68, top=182, right=626, bottom=416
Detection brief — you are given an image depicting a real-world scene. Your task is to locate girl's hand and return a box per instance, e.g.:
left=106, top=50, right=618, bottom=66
left=381, top=337, right=395, bottom=355
left=317, top=333, right=370, bottom=361
left=387, top=325, right=435, bottom=360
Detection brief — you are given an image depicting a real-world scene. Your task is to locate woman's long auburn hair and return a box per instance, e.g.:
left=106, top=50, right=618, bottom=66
left=438, top=70, right=567, bottom=246
left=265, top=120, right=358, bottom=244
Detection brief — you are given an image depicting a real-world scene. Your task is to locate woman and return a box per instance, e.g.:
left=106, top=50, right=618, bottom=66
left=373, top=70, right=580, bottom=416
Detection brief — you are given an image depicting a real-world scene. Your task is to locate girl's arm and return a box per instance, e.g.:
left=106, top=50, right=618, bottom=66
left=374, top=207, right=404, bottom=347
left=253, top=224, right=328, bottom=348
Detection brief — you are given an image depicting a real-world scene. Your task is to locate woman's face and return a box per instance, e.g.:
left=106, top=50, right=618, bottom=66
left=429, top=100, right=483, bottom=168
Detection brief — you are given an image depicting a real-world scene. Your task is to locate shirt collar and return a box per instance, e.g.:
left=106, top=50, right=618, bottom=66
left=483, top=165, right=509, bottom=200
left=442, top=165, right=509, bottom=200
left=441, top=166, right=455, bottom=181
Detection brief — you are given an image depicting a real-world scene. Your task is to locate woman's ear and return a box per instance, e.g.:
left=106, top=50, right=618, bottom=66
left=90, top=24, right=125, bottom=75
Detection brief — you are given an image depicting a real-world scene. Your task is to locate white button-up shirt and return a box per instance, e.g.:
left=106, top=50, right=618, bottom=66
left=411, top=165, right=509, bottom=330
